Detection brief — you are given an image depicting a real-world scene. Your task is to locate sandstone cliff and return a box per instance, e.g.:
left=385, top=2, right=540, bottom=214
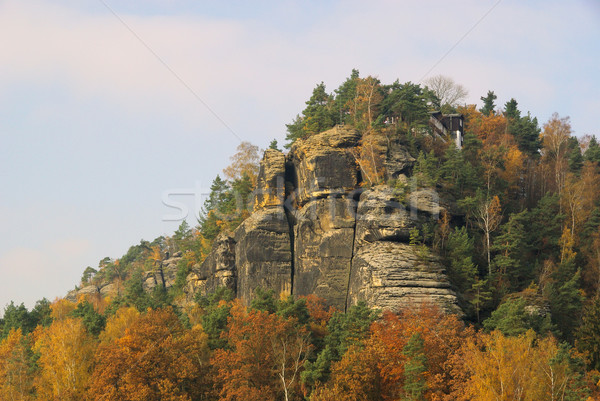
left=185, top=126, right=462, bottom=314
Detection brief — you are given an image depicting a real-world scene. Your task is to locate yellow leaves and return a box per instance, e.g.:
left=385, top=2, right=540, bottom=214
left=223, top=141, right=260, bottom=187
left=33, top=317, right=96, bottom=401
left=351, top=131, right=386, bottom=187
left=459, top=330, right=579, bottom=401
left=150, top=245, right=162, bottom=264
left=0, top=328, right=34, bottom=401
left=51, top=298, right=76, bottom=321
left=99, top=306, right=140, bottom=343
left=560, top=225, right=577, bottom=264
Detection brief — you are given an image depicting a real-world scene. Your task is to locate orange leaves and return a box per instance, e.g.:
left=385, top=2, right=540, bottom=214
left=87, top=308, right=210, bottom=401
left=352, top=131, right=386, bottom=186
left=315, top=304, right=470, bottom=401
left=212, top=301, right=312, bottom=401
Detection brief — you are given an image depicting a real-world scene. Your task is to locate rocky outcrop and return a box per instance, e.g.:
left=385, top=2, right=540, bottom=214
left=185, top=126, right=461, bottom=314
left=234, top=207, right=292, bottom=301
left=292, top=197, right=357, bottom=311
left=288, top=126, right=361, bottom=206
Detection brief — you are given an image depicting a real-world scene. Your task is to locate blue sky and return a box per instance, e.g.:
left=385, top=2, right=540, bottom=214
left=1, top=0, right=599, bottom=311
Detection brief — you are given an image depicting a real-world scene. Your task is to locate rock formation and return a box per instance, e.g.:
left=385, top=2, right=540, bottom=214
left=185, top=126, right=462, bottom=314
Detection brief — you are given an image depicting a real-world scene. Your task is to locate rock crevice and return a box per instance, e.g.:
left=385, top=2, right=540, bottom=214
left=185, top=126, right=461, bottom=314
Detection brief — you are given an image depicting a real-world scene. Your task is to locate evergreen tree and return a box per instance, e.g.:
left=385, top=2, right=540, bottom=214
left=513, top=113, right=541, bottom=156
left=584, top=136, right=600, bottom=164
left=403, top=332, right=427, bottom=401
left=381, top=81, right=433, bottom=131
left=549, top=262, right=584, bottom=342
left=1, top=303, right=36, bottom=339
left=479, top=90, right=497, bottom=116
left=504, top=98, right=520, bottom=120
left=285, top=82, right=335, bottom=146
left=71, top=300, right=106, bottom=336
left=491, top=211, right=530, bottom=290
left=446, top=227, right=477, bottom=293
left=196, top=287, right=235, bottom=349
left=528, top=195, right=563, bottom=263
left=268, top=139, right=279, bottom=150
left=333, top=69, right=360, bottom=125
left=576, top=296, right=600, bottom=370
left=567, top=136, right=584, bottom=173
left=483, top=297, right=554, bottom=336
left=301, top=302, right=378, bottom=388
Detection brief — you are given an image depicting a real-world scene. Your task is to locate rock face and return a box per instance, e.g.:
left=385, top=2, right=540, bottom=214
left=185, top=126, right=461, bottom=314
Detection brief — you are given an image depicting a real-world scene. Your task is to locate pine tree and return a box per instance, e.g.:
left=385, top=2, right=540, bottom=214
left=576, top=296, right=600, bottom=370
left=479, top=90, right=497, bottom=116
left=285, top=82, right=335, bottom=146
left=446, top=227, right=477, bottom=293
left=584, top=136, right=600, bottom=164
left=403, top=333, right=427, bottom=401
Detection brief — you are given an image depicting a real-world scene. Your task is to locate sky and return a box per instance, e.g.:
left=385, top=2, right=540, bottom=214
left=1, top=0, right=599, bottom=312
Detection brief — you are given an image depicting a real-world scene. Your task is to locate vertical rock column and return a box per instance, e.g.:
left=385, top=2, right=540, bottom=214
left=288, top=126, right=362, bottom=310
left=234, top=149, right=293, bottom=303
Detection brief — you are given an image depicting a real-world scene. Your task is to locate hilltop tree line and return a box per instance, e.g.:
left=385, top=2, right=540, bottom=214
left=3, top=70, right=600, bottom=399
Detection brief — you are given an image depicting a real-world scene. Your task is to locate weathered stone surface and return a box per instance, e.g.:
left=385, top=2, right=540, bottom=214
left=234, top=207, right=292, bottom=303
left=408, top=188, right=444, bottom=217
left=354, top=186, right=416, bottom=245
left=293, top=197, right=356, bottom=311
left=142, top=254, right=182, bottom=291
left=179, top=128, right=462, bottom=316
left=254, top=149, right=286, bottom=210
left=288, top=126, right=361, bottom=205
left=384, top=140, right=416, bottom=180
left=348, top=241, right=461, bottom=314
left=184, top=232, right=236, bottom=300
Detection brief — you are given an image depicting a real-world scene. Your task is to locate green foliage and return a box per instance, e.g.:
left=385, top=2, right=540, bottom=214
left=268, top=139, right=279, bottom=150
left=403, top=332, right=427, bottom=401
left=568, top=136, right=584, bottom=173
left=491, top=211, right=530, bottom=290
left=285, top=82, right=336, bottom=147
left=250, top=288, right=277, bottom=314
left=71, top=300, right=106, bottom=336
left=528, top=194, right=564, bottom=263
left=576, top=296, right=600, bottom=370
left=333, top=69, right=360, bottom=125
left=81, top=266, right=97, bottom=285
left=504, top=99, right=541, bottom=156
left=441, top=144, right=481, bottom=197
left=276, top=296, right=310, bottom=325
left=301, top=302, right=379, bottom=388
left=1, top=302, right=37, bottom=339
left=413, top=150, right=440, bottom=187
left=446, top=227, right=477, bottom=293
left=584, top=136, right=600, bottom=164
left=479, top=90, right=497, bottom=116
left=196, top=287, right=235, bottom=350
left=483, top=297, right=553, bottom=336
left=549, top=263, right=584, bottom=342
left=381, top=81, right=434, bottom=131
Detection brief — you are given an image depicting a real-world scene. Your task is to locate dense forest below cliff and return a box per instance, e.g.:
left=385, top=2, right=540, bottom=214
left=2, top=71, right=600, bottom=400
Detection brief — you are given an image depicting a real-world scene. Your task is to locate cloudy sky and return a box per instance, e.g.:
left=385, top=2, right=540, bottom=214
left=1, top=0, right=599, bottom=311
